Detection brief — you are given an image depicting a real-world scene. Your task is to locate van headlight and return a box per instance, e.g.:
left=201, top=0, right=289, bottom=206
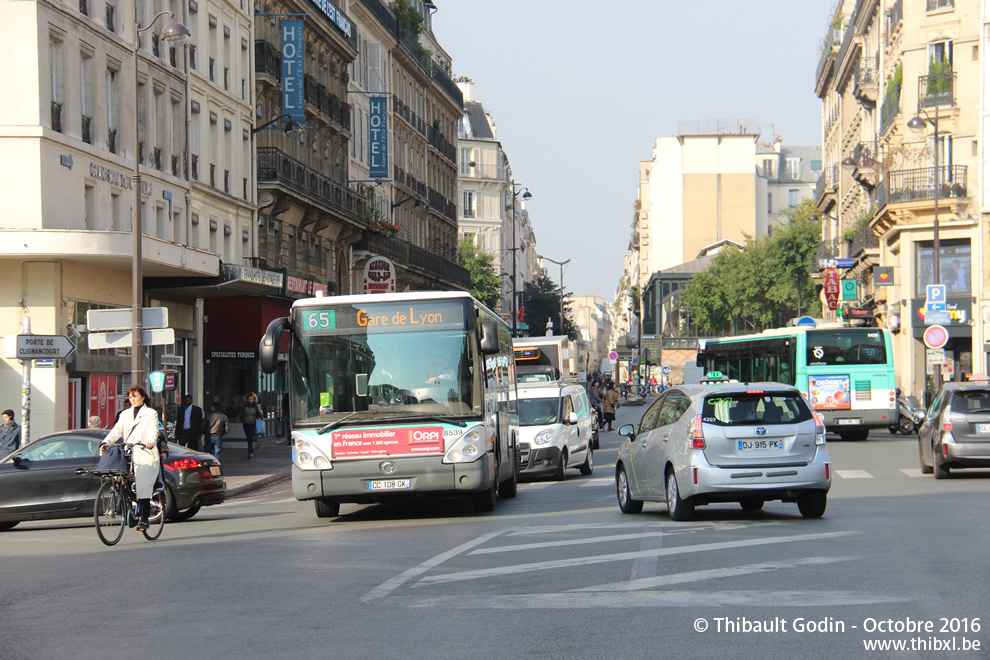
left=293, top=433, right=332, bottom=471
left=532, top=429, right=555, bottom=446
left=443, top=425, right=487, bottom=464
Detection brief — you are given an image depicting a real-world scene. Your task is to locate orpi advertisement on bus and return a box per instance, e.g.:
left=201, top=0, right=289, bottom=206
left=330, top=426, right=443, bottom=458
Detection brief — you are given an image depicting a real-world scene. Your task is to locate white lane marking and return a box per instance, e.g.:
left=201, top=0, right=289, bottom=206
left=361, top=530, right=505, bottom=601
left=580, top=477, right=613, bottom=487
left=404, top=590, right=905, bottom=609
left=519, top=481, right=558, bottom=489
left=413, top=531, right=854, bottom=587
left=576, top=556, right=853, bottom=592
left=506, top=521, right=774, bottom=536
left=899, top=468, right=927, bottom=478
left=835, top=469, right=873, bottom=479
left=469, top=531, right=686, bottom=555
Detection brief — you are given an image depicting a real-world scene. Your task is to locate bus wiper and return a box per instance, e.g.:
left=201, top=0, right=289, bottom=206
left=404, top=414, right=467, bottom=427
left=317, top=412, right=360, bottom=434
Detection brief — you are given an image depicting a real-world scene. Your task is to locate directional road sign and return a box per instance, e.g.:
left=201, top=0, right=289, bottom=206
left=86, top=307, right=169, bottom=332
left=15, top=335, right=76, bottom=360
left=88, top=328, right=175, bottom=350
left=926, top=348, right=946, bottom=366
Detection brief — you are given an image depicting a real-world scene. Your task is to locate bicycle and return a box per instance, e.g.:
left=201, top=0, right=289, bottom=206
left=85, top=447, right=166, bottom=546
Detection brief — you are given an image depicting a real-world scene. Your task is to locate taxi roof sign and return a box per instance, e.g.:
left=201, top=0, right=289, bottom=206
left=700, top=370, right=731, bottom=384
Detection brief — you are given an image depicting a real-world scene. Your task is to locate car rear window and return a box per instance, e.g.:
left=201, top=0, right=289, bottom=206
left=702, top=392, right=812, bottom=426
left=949, top=390, right=990, bottom=414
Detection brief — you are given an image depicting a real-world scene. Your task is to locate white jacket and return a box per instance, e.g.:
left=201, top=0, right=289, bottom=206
left=102, top=405, right=161, bottom=500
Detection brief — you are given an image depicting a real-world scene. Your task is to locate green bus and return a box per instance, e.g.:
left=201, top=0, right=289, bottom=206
left=696, top=325, right=896, bottom=441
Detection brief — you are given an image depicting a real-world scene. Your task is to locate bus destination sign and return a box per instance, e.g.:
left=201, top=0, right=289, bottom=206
left=301, top=301, right=466, bottom=334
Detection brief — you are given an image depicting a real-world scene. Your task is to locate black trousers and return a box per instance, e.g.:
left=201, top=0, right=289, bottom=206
left=178, top=428, right=199, bottom=450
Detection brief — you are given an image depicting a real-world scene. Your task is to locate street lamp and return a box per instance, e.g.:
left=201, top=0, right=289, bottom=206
left=537, top=254, right=570, bottom=335
left=509, top=180, right=532, bottom=336
left=907, top=106, right=942, bottom=286
left=131, top=11, right=190, bottom=387
left=250, top=113, right=305, bottom=137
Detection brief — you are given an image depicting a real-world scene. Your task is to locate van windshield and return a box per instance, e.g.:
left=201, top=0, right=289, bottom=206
left=518, top=398, right=561, bottom=426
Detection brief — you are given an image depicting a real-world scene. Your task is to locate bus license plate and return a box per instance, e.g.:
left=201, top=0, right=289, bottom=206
left=210, top=466, right=222, bottom=476
left=837, top=419, right=862, bottom=425
left=738, top=440, right=783, bottom=451
left=368, top=479, right=411, bottom=491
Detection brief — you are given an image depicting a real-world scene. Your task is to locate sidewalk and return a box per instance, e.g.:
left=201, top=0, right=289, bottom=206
left=211, top=435, right=293, bottom=497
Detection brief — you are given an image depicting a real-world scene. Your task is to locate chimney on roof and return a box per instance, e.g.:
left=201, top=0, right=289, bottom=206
left=773, top=135, right=782, bottom=153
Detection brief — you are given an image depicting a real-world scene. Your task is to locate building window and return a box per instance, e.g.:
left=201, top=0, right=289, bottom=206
left=788, top=189, right=799, bottom=207
left=786, top=158, right=800, bottom=179
left=462, top=191, right=474, bottom=218
left=762, top=159, right=773, bottom=178
left=915, top=239, right=970, bottom=296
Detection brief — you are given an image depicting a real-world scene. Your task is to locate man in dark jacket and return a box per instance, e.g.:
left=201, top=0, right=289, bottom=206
left=178, top=394, right=204, bottom=450
left=202, top=402, right=229, bottom=459
left=1, top=409, right=21, bottom=460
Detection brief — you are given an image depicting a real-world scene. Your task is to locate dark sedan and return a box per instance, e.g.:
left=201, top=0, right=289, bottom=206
left=919, top=382, right=990, bottom=479
left=0, top=429, right=226, bottom=531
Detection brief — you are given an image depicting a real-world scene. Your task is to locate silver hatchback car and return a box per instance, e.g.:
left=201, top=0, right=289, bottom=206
left=918, top=381, right=990, bottom=479
left=615, top=382, right=831, bottom=521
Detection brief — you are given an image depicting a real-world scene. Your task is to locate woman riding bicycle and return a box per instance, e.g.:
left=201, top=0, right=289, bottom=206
left=100, top=385, right=161, bottom=531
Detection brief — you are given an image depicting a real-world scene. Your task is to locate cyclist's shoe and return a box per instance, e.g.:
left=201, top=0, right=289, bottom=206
left=136, top=518, right=148, bottom=531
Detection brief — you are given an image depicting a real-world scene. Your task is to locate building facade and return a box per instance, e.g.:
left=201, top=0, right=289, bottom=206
left=813, top=0, right=984, bottom=400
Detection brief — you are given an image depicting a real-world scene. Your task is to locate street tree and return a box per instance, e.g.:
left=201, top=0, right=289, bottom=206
left=457, top=237, right=502, bottom=310
left=523, top=273, right=578, bottom=339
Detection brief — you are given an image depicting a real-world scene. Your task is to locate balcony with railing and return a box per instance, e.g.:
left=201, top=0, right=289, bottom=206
left=886, top=0, right=902, bottom=42
left=303, top=75, right=350, bottom=131
left=224, top=66, right=229, bottom=90
left=428, top=125, right=455, bottom=164
left=394, top=166, right=427, bottom=199
left=428, top=187, right=456, bottom=222
left=366, top=233, right=470, bottom=290
left=880, top=80, right=901, bottom=134
left=153, top=147, right=162, bottom=170
left=210, top=163, right=216, bottom=188
left=189, top=44, right=197, bottom=69
left=257, top=147, right=367, bottom=224
left=172, top=154, right=179, bottom=176
left=79, top=0, right=88, bottom=16
left=51, top=101, right=62, bottom=133
left=927, top=0, right=954, bottom=10
left=209, top=57, right=215, bottom=82
left=815, top=163, right=838, bottom=208
left=254, top=40, right=280, bottom=82
left=105, top=2, right=115, bottom=32
left=848, top=222, right=880, bottom=257
left=152, top=34, right=159, bottom=57
left=854, top=56, right=879, bottom=104
left=918, top=71, right=955, bottom=109
left=81, top=115, right=92, bottom=144
left=191, top=154, right=199, bottom=180
left=108, top=128, right=117, bottom=153
left=881, top=165, right=967, bottom=204
left=224, top=169, right=230, bottom=194
left=170, top=46, right=177, bottom=68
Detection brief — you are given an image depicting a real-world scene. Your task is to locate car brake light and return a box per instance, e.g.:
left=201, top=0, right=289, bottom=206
left=164, top=457, right=204, bottom=471
left=690, top=415, right=705, bottom=449
left=812, top=410, right=826, bottom=446
left=942, top=421, right=953, bottom=431
left=746, top=390, right=765, bottom=394
left=198, top=468, right=215, bottom=482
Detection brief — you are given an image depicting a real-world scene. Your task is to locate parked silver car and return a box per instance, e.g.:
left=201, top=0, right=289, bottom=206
left=918, top=381, right=990, bottom=479
left=615, top=382, right=831, bottom=521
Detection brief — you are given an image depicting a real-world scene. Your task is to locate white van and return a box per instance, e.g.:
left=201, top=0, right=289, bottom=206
left=515, top=383, right=596, bottom=481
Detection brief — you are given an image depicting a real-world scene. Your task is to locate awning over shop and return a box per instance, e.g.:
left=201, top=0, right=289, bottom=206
left=145, top=264, right=285, bottom=299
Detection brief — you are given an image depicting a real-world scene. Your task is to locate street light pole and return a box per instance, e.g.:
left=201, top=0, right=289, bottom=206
left=508, top=180, right=531, bottom=336
left=537, top=254, right=570, bottom=335
left=908, top=104, right=941, bottom=285
left=131, top=11, right=190, bottom=387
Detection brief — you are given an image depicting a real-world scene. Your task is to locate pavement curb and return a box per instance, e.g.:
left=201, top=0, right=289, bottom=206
left=226, top=468, right=292, bottom=497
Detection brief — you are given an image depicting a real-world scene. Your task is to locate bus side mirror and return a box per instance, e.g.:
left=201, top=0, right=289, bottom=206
left=479, top=321, right=500, bottom=354
left=260, top=317, right=291, bottom=374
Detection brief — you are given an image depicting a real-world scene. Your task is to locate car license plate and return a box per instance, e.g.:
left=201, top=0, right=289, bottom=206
left=737, top=439, right=784, bottom=451
left=368, top=479, right=411, bottom=491
left=209, top=466, right=221, bottom=476
left=977, top=424, right=990, bottom=434
left=837, top=418, right=862, bottom=425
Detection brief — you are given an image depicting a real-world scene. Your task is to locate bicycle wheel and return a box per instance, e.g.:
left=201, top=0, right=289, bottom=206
left=141, top=490, right=167, bottom=541
left=94, top=480, right=126, bottom=546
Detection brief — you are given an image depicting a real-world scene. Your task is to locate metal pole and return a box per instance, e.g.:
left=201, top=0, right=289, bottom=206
left=932, top=103, right=940, bottom=286
left=20, top=316, right=30, bottom=447
left=132, top=7, right=144, bottom=389
left=558, top=262, right=564, bottom=335
left=511, top=179, right=517, bottom=337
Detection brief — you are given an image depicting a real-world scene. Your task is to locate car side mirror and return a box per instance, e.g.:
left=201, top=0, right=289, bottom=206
left=618, top=423, right=635, bottom=438
left=12, top=456, right=28, bottom=469
left=567, top=411, right=578, bottom=424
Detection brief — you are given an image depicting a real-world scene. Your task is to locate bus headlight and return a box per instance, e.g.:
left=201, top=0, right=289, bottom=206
left=443, top=425, right=486, bottom=464
left=292, top=432, right=332, bottom=470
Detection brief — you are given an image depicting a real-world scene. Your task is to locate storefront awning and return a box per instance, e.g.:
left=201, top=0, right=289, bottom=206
left=145, top=264, right=285, bottom=299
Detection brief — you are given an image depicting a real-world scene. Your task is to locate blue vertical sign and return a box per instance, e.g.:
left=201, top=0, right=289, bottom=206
left=369, top=95, right=388, bottom=179
left=281, top=20, right=304, bottom=122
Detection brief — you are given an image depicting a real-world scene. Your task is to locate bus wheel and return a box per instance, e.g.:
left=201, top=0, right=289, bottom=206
left=498, top=463, right=518, bottom=499
left=314, top=499, right=340, bottom=518
left=473, top=484, right=496, bottom=512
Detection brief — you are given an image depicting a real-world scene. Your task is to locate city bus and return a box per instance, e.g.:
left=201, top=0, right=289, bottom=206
left=696, top=325, right=896, bottom=441
left=259, top=291, right=519, bottom=517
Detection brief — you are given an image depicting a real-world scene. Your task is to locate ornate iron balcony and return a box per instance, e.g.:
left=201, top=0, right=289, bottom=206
left=51, top=101, right=62, bottom=133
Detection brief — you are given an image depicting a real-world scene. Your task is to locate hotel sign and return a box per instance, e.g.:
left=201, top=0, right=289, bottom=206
left=281, top=20, right=305, bottom=122
left=369, top=95, right=388, bottom=179
left=308, top=0, right=352, bottom=38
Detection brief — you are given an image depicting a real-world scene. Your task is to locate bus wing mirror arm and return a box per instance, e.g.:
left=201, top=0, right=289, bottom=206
left=260, top=317, right=291, bottom=374
left=479, top=321, right=499, bottom=354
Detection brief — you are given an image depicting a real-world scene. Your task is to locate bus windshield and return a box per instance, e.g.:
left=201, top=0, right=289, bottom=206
left=289, top=301, right=481, bottom=426
left=806, top=329, right=887, bottom=366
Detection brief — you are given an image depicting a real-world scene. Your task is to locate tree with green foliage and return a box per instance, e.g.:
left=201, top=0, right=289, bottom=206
left=523, top=273, right=578, bottom=340
left=681, top=199, right=822, bottom=334
left=458, top=238, right=502, bottom=310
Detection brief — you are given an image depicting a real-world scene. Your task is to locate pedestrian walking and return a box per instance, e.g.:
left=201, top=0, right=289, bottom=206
left=100, top=386, right=160, bottom=531
left=588, top=379, right=604, bottom=428
left=603, top=382, right=620, bottom=432
left=202, top=401, right=230, bottom=460
left=88, top=415, right=103, bottom=429
left=177, top=394, right=204, bottom=451
left=239, top=392, right=264, bottom=459
left=1, top=409, right=21, bottom=460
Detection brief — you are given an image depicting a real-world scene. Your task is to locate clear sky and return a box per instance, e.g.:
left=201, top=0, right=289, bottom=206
left=432, top=0, right=837, bottom=302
